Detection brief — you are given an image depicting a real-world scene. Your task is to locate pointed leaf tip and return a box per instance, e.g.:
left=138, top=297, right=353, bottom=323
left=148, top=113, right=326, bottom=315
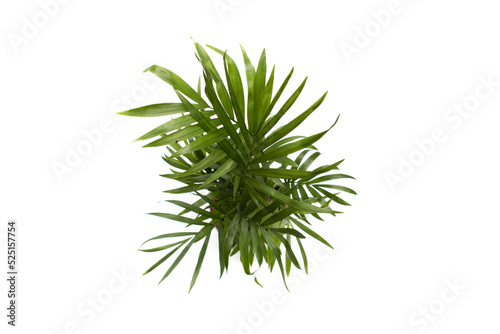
left=254, top=276, right=264, bottom=288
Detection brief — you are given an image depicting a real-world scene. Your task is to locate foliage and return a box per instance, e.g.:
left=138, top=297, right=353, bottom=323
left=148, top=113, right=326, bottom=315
left=118, top=41, right=356, bottom=292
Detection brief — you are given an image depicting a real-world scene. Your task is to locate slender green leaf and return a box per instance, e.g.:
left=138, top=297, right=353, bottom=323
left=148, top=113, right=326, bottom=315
left=201, top=159, right=237, bottom=187
left=257, top=67, right=294, bottom=133
left=218, top=222, right=226, bottom=277
left=315, top=186, right=351, bottom=206
left=260, top=92, right=327, bottom=149
left=316, top=184, right=357, bottom=195
left=145, top=65, right=208, bottom=108
left=247, top=168, right=317, bottom=179
left=141, top=232, right=197, bottom=247
left=253, top=125, right=334, bottom=165
left=249, top=222, right=264, bottom=266
left=175, top=90, right=216, bottom=131
left=241, top=45, right=256, bottom=132
left=291, top=218, right=334, bottom=249
left=268, top=228, right=305, bottom=239
left=245, top=177, right=335, bottom=214
left=271, top=230, right=300, bottom=269
left=204, top=72, right=243, bottom=148
left=194, top=42, right=233, bottom=117
left=285, top=233, right=291, bottom=276
left=148, top=213, right=209, bottom=226
left=222, top=54, right=249, bottom=144
left=224, top=213, right=241, bottom=266
left=258, top=76, right=307, bottom=138
left=142, top=242, right=187, bottom=275
left=299, top=152, right=321, bottom=170
left=159, top=238, right=195, bottom=283
left=170, top=129, right=228, bottom=159
left=142, top=118, right=220, bottom=147
left=260, top=207, right=296, bottom=226
left=176, top=148, right=226, bottom=178
left=189, top=228, right=212, bottom=292
left=253, top=49, right=267, bottom=129
left=118, top=103, right=194, bottom=117
left=134, top=111, right=215, bottom=141
left=307, top=173, right=355, bottom=184
left=233, top=175, right=240, bottom=200
left=239, top=217, right=251, bottom=274
left=296, top=237, right=308, bottom=274
left=261, top=65, right=275, bottom=118
left=167, top=200, right=220, bottom=219
left=139, top=238, right=190, bottom=252
left=254, top=276, right=263, bottom=288
left=260, top=227, right=289, bottom=291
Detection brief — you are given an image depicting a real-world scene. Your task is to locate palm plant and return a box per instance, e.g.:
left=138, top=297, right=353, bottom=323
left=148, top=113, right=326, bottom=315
left=118, top=41, right=356, bottom=292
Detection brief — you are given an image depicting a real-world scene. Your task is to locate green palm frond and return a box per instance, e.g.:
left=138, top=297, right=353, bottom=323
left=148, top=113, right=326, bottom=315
left=119, top=41, right=356, bottom=292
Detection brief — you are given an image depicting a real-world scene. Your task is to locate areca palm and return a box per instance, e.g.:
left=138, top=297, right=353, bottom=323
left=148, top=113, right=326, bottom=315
left=118, top=41, right=356, bottom=292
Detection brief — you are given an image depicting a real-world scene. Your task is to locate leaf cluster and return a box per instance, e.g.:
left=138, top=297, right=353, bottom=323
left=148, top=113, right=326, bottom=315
left=119, top=41, right=356, bottom=292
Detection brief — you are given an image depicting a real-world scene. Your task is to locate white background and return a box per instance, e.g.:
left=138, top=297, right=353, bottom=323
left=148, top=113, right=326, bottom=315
left=1, top=0, right=500, bottom=333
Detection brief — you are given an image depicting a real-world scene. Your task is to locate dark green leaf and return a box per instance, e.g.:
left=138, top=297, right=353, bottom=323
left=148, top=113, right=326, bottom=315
left=148, top=213, right=209, bottom=226
left=159, top=238, right=195, bottom=283
left=253, top=49, right=267, bottom=129
left=249, top=222, right=264, bottom=266
left=260, top=227, right=289, bottom=290
left=189, top=227, right=212, bottom=292
left=239, top=217, right=251, bottom=274
left=240, top=45, right=256, bottom=132
left=268, top=228, right=305, bottom=239
left=296, top=237, right=308, bottom=274
left=271, top=230, right=301, bottom=269
left=290, top=218, right=334, bottom=249
left=245, top=177, right=335, bottom=214
left=142, top=242, right=187, bottom=275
